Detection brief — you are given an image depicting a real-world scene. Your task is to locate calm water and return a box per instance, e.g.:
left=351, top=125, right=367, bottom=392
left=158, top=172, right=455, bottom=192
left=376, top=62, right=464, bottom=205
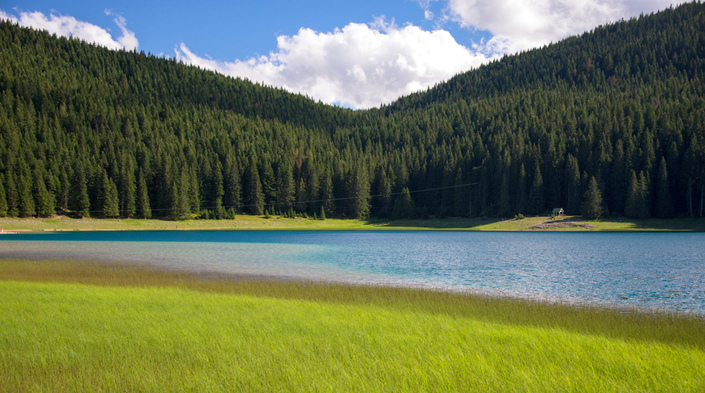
left=1, top=231, right=704, bottom=314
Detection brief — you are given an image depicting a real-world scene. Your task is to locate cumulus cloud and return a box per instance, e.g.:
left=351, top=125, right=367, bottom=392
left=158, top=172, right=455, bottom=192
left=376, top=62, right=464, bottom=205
left=176, top=19, right=488, bottom=109
left=0, top=8, right=138, bottom=51
left=444, top=0, right=685, bottom=55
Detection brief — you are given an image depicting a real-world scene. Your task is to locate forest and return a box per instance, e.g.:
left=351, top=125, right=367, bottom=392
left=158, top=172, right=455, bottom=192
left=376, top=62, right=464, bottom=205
left=0, top=2, right=704, bottom=221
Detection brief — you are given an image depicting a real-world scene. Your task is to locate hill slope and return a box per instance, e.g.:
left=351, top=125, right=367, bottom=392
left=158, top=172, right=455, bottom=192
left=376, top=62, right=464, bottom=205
left=0, top=2, right=704, bottom=220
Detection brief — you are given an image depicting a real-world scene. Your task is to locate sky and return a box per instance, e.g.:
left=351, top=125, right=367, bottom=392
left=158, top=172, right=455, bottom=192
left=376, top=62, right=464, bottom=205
left=0, top=0, right=686, bottom=109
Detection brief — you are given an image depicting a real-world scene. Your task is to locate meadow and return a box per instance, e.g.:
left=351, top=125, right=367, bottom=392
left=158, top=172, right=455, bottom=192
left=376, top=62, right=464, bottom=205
left=1, top=259, right=704, bottom=392
left=1, top=214, right=704, bottom=233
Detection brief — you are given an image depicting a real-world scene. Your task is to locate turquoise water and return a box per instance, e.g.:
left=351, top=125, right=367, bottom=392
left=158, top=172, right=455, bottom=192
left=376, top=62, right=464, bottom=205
left=2, top=230, right=704, bottom=314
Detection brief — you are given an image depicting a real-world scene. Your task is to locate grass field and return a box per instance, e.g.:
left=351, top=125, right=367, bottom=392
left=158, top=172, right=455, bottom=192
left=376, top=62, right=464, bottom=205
left=1, top=214, right=704, bottom=232
left=1, top=259, right=704, bottom=392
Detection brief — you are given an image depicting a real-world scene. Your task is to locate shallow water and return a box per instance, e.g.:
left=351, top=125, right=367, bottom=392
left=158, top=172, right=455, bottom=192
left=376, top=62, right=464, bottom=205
left=2, top=230, right=704, bottom=314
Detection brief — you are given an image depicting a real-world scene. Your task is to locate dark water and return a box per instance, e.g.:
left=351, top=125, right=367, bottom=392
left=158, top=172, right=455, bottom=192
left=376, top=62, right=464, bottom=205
left=2, top=230, right=704, bottom=314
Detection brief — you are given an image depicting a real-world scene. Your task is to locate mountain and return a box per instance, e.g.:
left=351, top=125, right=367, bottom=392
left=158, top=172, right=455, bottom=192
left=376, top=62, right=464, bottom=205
left=0, top=1, right=704, bottom=220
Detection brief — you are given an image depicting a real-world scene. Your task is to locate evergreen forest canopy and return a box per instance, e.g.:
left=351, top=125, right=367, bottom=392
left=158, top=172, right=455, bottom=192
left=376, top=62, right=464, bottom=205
left=0, top=2, right=704, bottom=221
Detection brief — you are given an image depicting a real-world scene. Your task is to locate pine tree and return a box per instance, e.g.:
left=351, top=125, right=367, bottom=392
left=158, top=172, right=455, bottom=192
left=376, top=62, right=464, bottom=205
left=376, top=168, right=392, bottom=218
left=136, top=169, right=152, bottom=219
left=625, top=170, right=640, bottom=218
left=35, top=172, right=55, bottom=217
left=71, top=166, right=91, bottom=218
left=276, top=160, right=294, bottom=211
left=213, top=161, right=225, bottom=219
left=245, top=161, right=264, bottom=215
left=528, top=163, right=545, bottom=215
left=0, top=175, right=7, bottom=217
left=350, top=162, right=371, bottom=220
left=189, top=168, right=200, bottom=215
left=5, top=171, right=19, bottom=217
left=392, top=187, right=415, bottom=219
left=295, top=177, right=307, bottom=213
left=224, top=158, right=241, bottom=212
left=656, top=157, right=674, bottom=218
left=18, top=172, right=36, bottom=217
left=103, top=174, right=120, bottom=218
left=453, top=168, right=467, bottom=217
left=320, top=169, right=335, bottom=217
left=122, top=166, right=137, bottom=218
left=564, top=154, right=581, bottom=215
left=625, top=170, right=650, bottom=218
left=581, top=176, right=603, bottom=219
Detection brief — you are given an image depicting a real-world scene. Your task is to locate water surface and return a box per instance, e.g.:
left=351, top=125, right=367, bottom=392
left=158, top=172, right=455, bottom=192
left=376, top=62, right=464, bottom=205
left=2, top=231, right=704, bottom=314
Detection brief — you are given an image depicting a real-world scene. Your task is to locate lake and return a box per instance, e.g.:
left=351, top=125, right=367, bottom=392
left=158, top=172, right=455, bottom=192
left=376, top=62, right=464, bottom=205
left=1, top=230, right=704, bottom=314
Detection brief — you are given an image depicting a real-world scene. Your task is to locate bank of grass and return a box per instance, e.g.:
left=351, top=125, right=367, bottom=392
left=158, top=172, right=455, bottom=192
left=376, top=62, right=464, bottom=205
left=1, top=214, right=704, bottom=232
left=1, top=259, right=704, bottom=392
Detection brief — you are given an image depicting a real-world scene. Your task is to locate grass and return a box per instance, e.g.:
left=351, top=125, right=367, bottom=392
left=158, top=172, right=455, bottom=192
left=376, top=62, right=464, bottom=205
left=1, top=259, right=704, bottom=392
left=1, top=214, right=704, bottom=232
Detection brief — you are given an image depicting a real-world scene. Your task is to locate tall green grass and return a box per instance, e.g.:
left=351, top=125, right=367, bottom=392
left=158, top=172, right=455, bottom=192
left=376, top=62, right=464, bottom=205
left=1, top=259, right=704, bottom=392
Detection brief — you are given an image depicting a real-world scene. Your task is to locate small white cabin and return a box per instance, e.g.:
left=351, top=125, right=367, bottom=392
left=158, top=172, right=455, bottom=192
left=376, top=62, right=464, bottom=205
left=552, top=208, right=565, bottom=217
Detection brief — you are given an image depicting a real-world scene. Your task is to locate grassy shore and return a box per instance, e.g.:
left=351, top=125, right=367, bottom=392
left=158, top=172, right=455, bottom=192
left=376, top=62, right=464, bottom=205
left=1, top=214, right=704, bottom=232
left=1, top=259, right=704, bottom=392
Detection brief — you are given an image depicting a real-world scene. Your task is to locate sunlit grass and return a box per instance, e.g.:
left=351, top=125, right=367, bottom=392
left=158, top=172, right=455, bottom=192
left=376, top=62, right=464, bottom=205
left=1, top=259, right=704, bottom=392
left=1, top=214, right=703, bottom=232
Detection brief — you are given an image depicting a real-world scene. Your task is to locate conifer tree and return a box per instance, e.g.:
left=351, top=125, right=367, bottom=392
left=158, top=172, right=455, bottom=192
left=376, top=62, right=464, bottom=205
left=350, top=162, right=371, bottom=220
left=320, top=170, right=335, bottom=217
left=528, top=163, right=545, bottom=215
left=71, top=166, right=91, bottom=218
left=103, top=174, right=120, bottom=218
left=581, top=176, right=603, bottom=219
left=171, top=168, right=191, bottom=220
left=224, top=158, right=241, bottom=213
left=120, top=160, right=136, bottom=218
left=656, top=157, right=674, bottom=218
left=35, top=173, right=55, bottom=217
left=295, top=177, right=307, bottom=213
left=376, top=168, right=393, bottom=218
left=136, top=169, right=152, bottom=219
left=564, top=154, right=581, bottom=214
left=625, top=170, right=650, bottom=218
left=18, top=173, right=35, bottom=217
left=213, top=161, right=225, bottom=219
left=5, top=171, right=18, bottom=217
left=0, top=176, right=7, bottom=217
left=260, top=161, right=277, bottom=206
left=245, top=160, right=264, bottom=215
left=276, top=160, right=294, bottom=211
left=392, top=187, right=415, bottom=219
left=453, top=168, right=467, bottom=217
left=189, top=168, right=200, bottom=214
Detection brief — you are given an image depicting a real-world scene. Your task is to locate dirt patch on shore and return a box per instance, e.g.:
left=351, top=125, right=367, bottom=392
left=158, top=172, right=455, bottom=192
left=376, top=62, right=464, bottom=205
left=530, top=219, right=596, bottom=230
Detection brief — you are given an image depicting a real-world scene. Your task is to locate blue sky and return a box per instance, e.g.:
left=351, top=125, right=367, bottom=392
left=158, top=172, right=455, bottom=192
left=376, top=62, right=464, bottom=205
left=1, top=0, right=684, bottom=108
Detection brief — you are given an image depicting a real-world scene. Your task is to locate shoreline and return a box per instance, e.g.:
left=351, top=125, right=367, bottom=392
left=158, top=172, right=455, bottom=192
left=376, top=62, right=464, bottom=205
left=1, top=258, right=703, bottom=350
left=1, top=214, right=704, bottom=232
left=1, top=257, right=703, bottom=321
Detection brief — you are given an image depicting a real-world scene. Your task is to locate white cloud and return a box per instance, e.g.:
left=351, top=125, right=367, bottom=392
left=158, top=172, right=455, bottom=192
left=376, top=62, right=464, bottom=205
left=105, top=10, right=139, bottom=51
left=176, top=19, right=488, bottom=109
left=0, top=8, right=138, bottom=51
left=444, top=0, right=685, bottom=55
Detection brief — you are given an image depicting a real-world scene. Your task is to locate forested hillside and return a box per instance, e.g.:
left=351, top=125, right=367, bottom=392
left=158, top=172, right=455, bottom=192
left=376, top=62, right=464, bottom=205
left=1, top=2, right=704, bottom=220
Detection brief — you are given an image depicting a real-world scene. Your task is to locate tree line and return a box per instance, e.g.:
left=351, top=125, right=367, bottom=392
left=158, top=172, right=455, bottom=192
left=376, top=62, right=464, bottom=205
left=0, top=2, right=704, bottom=221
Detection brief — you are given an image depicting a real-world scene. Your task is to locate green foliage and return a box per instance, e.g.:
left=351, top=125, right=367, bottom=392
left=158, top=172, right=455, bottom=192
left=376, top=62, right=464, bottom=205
left=1, top=2, right=704, bottom=220
left=136, top=169, right=151, bottom=219
left=581, top=177, right=604, bottom=219
left=0, top=175, right=7, bottom=217
left=102, top=174, right=120, bottom=218
left=392, top=187, right=415, bottom=219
